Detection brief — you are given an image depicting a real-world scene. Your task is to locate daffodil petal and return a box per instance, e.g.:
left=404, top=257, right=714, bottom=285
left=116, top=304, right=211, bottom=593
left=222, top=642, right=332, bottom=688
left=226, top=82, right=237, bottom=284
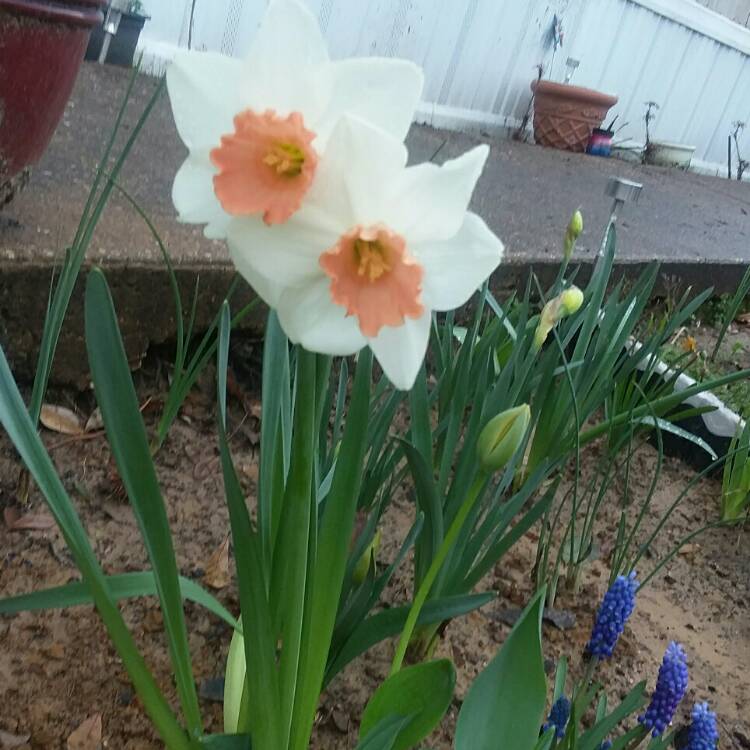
left=172, top=153, right=230, bottom=239
left=385, top=145, right=489, bottom=243
left=167, top=51, right=244, bottom=151
left=227, top=238, right=285, bottom=308
left=415, top=212, right=503, bottom=311
left=368, top=311, right=431, bottom=390
left=277, top=278, right=366, bottom=356
left=242, top=0, right=329, bottom=117
left=306, top=116, right=408, bottom=227
left=246, top=0, right=328, bottom=73
left=227, top=216, right=333, bottom=288
left=315, top=57, right=424, bottom=145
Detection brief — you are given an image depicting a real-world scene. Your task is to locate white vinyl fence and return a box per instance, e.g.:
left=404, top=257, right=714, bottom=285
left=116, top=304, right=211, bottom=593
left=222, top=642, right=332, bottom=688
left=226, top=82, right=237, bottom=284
left=138, top=0, right=750, bottom=175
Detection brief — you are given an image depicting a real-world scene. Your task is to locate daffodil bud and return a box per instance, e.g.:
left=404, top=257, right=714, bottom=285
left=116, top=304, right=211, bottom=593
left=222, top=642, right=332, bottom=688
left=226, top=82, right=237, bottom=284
left=352, top=529, right=381, bottom=584
left=223, top=623, right=245, bottom=733
left=477, top=404, right=531, bottom=473
left=560, top=286, right=584, bottom=316
left=563, top=209, right=583, bottom=260
left=533, top=285, right=584, bottom=349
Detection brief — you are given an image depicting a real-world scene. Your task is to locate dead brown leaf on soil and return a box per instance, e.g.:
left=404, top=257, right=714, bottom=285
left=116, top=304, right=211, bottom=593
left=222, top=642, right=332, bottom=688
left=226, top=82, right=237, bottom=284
left=3, top=507, right=55, bottom=531
left=66, top=714, right=102, bottom=750
left=204, top=535, right=231, bottom=589
left=84, top=408, right=103, bottom=433
left=736, top=312, right=750, bottom=325
left=43, top=643, right=65, bottom=660
left=40, top=404, right=83, bottom=435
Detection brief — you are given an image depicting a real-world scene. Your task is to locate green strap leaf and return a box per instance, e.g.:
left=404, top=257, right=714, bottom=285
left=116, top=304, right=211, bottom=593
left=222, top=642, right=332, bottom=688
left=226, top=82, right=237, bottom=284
left=633, top=416, right=717, bottom=459
left=0, top=572, right=239, bottom=631
left=216, top=303, right=282, bottom=746
left=289, top=349, right=374, bottom=750
left=360, top=659, right=455, bottom=750
left=259, top=311, right=290, bottom=566
left=400, top=440, right=443, bottom=586
left=85, top=268, right=202, bottom=736
left=577, top=682, right=647, bottom=750
left=199, top=734, right=252, bottom=749
left=455, top=589, right=547, bottom=750
left=326, top=592, right=493, bottom=684
left=0, top=343, right=190, bottom=749
left=355, top=715, right=413, bottom=750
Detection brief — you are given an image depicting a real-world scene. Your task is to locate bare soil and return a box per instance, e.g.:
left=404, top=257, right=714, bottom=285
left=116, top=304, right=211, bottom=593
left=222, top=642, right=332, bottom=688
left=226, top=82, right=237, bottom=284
left=0, top=356, right=748, bottom=749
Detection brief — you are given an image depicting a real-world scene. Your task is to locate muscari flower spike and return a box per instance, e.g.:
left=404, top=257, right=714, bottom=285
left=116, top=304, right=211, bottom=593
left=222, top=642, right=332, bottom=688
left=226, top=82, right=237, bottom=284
left=686, top=702, right=719, bottom=750
left=586, top=571, right=639, bottom=659
left=639, top=641, right=689, bottom=737
left=542, top=696, right=570, bottom=739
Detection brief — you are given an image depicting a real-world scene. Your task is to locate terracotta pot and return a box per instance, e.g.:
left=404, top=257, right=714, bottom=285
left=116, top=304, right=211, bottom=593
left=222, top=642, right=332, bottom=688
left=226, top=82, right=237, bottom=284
left=0, top=0, right=105, bottom=206
left=531, top=80, right=618, bottom=153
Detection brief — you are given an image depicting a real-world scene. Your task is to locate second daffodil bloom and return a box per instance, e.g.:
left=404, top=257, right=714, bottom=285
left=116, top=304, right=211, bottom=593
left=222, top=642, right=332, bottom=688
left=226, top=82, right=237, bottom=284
left=227, top=116, right=504, bottom=390
left=166, top=0, right=423, bottom=237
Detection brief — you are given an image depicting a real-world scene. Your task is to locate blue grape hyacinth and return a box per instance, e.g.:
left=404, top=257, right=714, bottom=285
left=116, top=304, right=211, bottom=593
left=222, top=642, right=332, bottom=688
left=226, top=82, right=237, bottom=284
left=639, top=641, right=689, bottom=736
left=687, top=702, right=719, bottom=750
left=586, top=571, right=639, bottom=658
left=542, top=696, right=570, bottom=739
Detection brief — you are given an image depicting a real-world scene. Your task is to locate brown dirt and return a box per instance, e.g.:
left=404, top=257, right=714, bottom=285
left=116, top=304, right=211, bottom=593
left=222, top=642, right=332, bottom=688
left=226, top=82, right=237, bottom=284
left=0, top=359, right=748, bottom=749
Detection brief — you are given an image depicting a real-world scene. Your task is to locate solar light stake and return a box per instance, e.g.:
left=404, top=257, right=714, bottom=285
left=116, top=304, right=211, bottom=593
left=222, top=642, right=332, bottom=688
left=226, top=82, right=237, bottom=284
left=605, top=177, right=642, bottom=223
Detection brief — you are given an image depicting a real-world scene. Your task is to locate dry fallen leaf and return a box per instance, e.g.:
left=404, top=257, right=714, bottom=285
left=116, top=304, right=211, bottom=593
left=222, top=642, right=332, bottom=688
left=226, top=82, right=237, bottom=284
left=681, top=335, right=698, bottom=353
left=736, top=311, right=750, bottom=325
left=40, top=404, right=83, bottom=435
left=204, top=535, right=231, bottom=590
left=66, top=714, right=102, bottom=750
left=0, top=729, right=31, bottom=748
left=44, top=642, right=65, bottom=660
left=4, top=507, right=55, bottom=531
left=679, top=543, right=701, bottom=560
left=84, top=408, right=103, bottom=433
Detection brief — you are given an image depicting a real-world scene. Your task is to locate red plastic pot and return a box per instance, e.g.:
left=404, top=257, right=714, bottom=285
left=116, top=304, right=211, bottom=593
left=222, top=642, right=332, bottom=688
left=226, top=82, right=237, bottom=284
left=0, top=0, right=105, bottom=205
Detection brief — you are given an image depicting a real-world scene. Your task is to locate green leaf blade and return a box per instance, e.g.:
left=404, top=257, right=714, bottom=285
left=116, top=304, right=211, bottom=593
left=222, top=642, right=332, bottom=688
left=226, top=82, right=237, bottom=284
left=360, top=659, right=455, bottom=750
left=455, top=589, right=547, bottom=750
left=85, top=268, right=201, bottom=736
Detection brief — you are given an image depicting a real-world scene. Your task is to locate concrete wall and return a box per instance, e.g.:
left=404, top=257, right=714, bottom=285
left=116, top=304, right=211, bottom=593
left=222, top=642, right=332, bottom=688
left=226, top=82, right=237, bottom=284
left=138, top=0, right=750, bottom=176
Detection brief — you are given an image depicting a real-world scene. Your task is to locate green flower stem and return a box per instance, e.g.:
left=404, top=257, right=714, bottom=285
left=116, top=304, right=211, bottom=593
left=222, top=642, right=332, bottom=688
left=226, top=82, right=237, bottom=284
left=574, top=657, right=597, bottom=700
left=273, top=348, right=317, bottom=748
left=390, top=473, right=488, bottom=675
left=623, top=725, right=649, bottom=750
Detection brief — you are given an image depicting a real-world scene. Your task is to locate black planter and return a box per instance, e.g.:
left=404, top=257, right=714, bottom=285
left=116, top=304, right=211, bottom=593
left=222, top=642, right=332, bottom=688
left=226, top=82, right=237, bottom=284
left=85, top=12, right=146, bottom=67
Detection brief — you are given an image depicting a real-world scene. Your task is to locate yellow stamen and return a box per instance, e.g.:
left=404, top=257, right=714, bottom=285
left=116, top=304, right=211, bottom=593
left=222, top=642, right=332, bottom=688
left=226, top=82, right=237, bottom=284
left=354, top=239, right=392, bottom=282
left=263, top=142, right=305, bottom=176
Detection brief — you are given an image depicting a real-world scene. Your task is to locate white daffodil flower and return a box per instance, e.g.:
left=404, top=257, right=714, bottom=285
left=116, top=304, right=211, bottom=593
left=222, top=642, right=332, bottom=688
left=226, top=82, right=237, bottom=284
left=166, top=0, right=423, bottom=238
left=226, top=116, right=504, bottom=390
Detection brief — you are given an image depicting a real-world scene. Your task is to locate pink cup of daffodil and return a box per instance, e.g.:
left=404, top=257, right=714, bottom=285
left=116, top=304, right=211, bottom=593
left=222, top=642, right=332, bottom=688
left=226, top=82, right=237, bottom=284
left=227, top=116, right=504, bottom=390
left=166, top=0, right=423, bottom=238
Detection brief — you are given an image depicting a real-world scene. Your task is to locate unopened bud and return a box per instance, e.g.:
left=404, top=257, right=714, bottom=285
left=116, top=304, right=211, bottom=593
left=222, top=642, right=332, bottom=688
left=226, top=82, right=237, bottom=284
left=533, top=285, right=584, bottom=349
left=223, top=623, right=246, bottom=733
left=560, top=286, right=584, bottom=316
left=563, top=210, right=583, bottom=260
left=352, top=529, right=381, bottom=584
left=477, top=404, right=531, bottom=473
